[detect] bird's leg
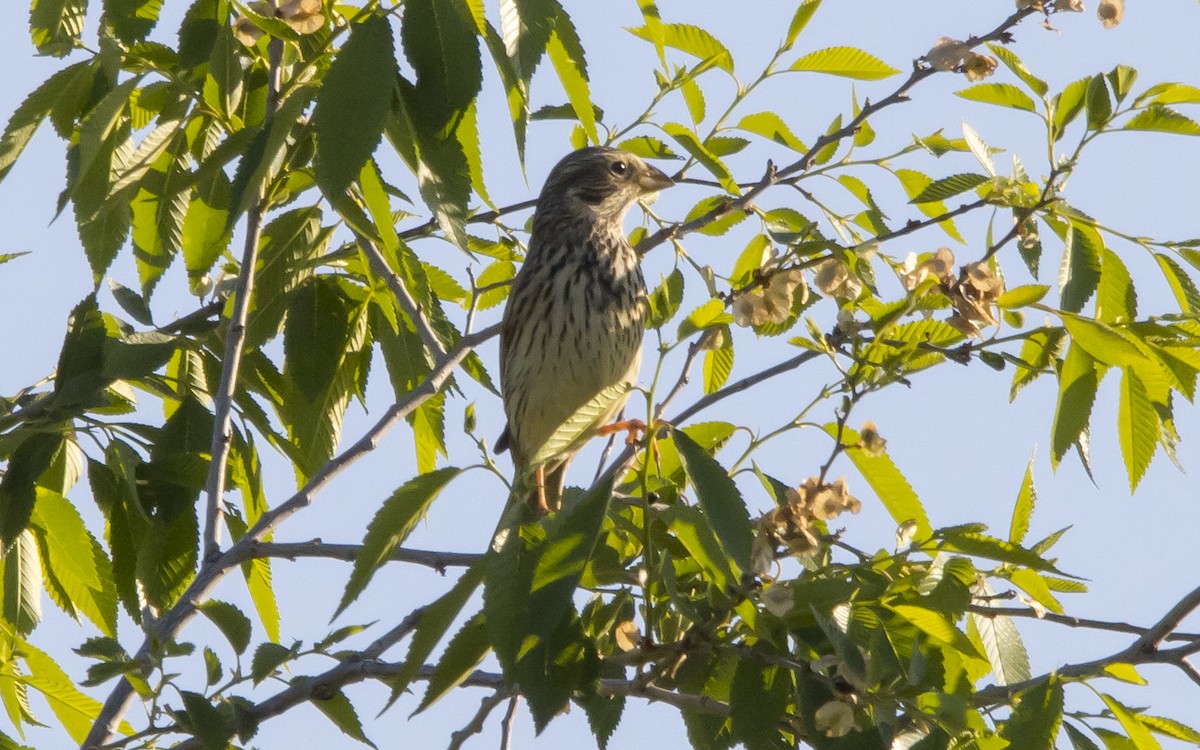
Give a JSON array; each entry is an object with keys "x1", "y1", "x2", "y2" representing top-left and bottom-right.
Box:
[
  {"x1": 598, "y1": 419, "x2": 649, "y2": 446},
  {"x1": 533, "y1": 464, "x2": 550, "y2": 516}
]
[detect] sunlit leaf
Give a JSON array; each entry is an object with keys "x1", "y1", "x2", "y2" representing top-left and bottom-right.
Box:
[{"x1": 790, "y1": 46, "x2": 898, "y2": 80}]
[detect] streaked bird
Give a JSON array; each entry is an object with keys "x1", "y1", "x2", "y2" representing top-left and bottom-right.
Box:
[{"x1": 495, "y1": 146, "x2": 674, "y2": 513}]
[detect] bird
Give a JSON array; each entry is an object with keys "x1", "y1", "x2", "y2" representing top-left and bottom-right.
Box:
[{"x1": 495, "y1": 146, "x2": 674, "y2": 514}]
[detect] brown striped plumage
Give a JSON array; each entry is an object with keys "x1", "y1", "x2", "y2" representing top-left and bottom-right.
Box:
[{"x1": 495, "y1": 147, "x2": 673, "y2": 513}]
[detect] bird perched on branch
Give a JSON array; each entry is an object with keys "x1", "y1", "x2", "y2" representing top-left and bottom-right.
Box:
[{"x1": 495, "y1": 146, "x2": 674, "y2": 514}]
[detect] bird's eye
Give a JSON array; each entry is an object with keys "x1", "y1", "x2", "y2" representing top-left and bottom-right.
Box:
[{"x1": 610, "y1": 160, "x2": 628, "y2": 176}]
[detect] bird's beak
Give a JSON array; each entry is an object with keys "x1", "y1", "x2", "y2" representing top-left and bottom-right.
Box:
[{"x1": 636, "y1": 164, "x2": 674, "y2": 192}]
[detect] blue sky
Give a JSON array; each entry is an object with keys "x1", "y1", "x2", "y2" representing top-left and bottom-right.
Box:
[{"x1": 2, "y1": 1, "x2": 1200, "y2": 747}]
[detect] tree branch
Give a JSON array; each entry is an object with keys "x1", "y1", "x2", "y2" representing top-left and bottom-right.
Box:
[
  {"x1": 198, "y1": 34, "x2": 285, "y2": 566},
  {"x1": 967, "y1": 604, "x2": 1200, "y2": 644},
  {"x1": 241, "y1": 539, "x2": 481, "y2": 572}
]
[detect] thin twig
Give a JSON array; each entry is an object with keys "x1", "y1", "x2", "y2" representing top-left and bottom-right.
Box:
[
  {"x1": 967, "y1": 604, "x2": 1200, "y2": 644},
  {"x1": 198, "y1": 34, "x2": 285, "y2": 566},
  {"x1": 449, "y1": 691, "x2": 511, "y2": 750},
  {"x1": 357, "y1": 236, "x2": 447, "y2": 357},
  {"x1": 500, "y1": 695, "x2": 519, "y2": 750},
  {"x1": 243, "y1": 540, "x2": 481, "y2": 572}
]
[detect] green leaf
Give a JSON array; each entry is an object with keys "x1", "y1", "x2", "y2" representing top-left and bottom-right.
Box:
[
  {"x1": 1154, "y1": 253, "x2": 1200, "y2": 314},
  {"x1": 987, "y1": 43, "x2": 1048, "y2": 96},
  {"x1": 545, "y1": 12, "x2": 597, "y2": 144},
  {"x1": 997, "y1": 284, "x2": 1050, "y2": 310},
  {"x1": 1001, "y1": 676, "x2": 1063, "y2": 749},
  {"x1": 284, "y1": 277, "x2": 354, "y2": 402},
  {"x1": 1011, "y1": 328, "x2": 1065, "y2": 400},
  {"x1": 1118, "y1": 369, "x2": 1159, "y2": 493},
  {"x1": 402, "y1": 0, "x2": 482, "y2": 133},
  {"x1": 890, "y1": 604, "x2": 982, "y2": 658},
  {"x1": 729, "y1": 660, "x2": 789, "y2": 749},
  {"x1": 29, "y1": 0, "x2": 88, "y2": 56},
  {"x1": 1009, "y1": 453, "x2": 1037, "y2": 545},
  {"x1": 1124, "y1": 105, "x2": 1200, "y2": 136},
  {"x1": 673, "y1": 429, "x2": 752, "y2": 572},
  {"x1": 0, "y1": 62, "x2": 89, "y2": 185},
  {"x1": 199, "y1": 600, "x2": 252, "y2": 655},
  {"x1": 103, "y1": 0, "x2": 163, "y2": 43},
  {"x1": 1136, "y1": 82, "x2": 1200, "y2": 107},
  {"x1": 1086, "y1": 75, "x2": 1113, "y2": 130},
  {"x1": 337, "y1": 468, "x2": 461, "y2": 616},
  {"x1": 315, "y1": 15, "x2": 399, "y2": 201},
  {"x1": 783, "y1": 0, "x2": 822, "y2": 51},
  {"x1": 662, "y1": 122, "x2": 739, "y2": 195},
  {"x1": 956, "y1": 83, "x2": 1038, "y2": 112},
  {"x1": 530, "y1": 384, "x2": 632, "y2": 468},
  {"x1": 941, "y1": 529, "x2": 1068, "y2": 575},
  {"x1": 313, "y1": 690, "x2": 377, "y2": 748},
  {"x1": 1097, "y1": 249, "x2": 1137, "y2": 324},
  {"x1": 616, "y1": 135, "x2": 679, "y2": 160},
  {"x1": 2, "y1": 531, "x2": 42, "y2": 636},
  {"x1": 181, "y1": 170, "x2": 232, "y2": 278},
  {"x1": 703, "y1": 338, "x2": 734, "y2": 394},
  {"x1": 971, "y1": 598, "x2": 1032, "y2": 686},
  {"x1": 1065, "y1": 723, "x2": 1104, "y2": 750},
  {"x1": 647, "y1": 268, "x2": 685, "y2": 329},
  {"x1": 250, "y1": 641, "x2": 298, "y2": 684},
  {"x1": 790, "y1": 46, "x2": 898, "y2": 80},
  {"x1": 1140, "y1": 715, "x2": 1200, "y2": 743},
  {"x1": 830, "y1": 425, "x2": 932, "y2": 540},
  {"x1": 1103, "y1": 663, "x2": 1147, "y2": 685},
  {"x1": 908, "y1": 173, "x2": 989, "y2": 204},
  {"x1": 30, "y1": 488, "x2": 118, "y2": 636},
  {"x1": 179, "y1": 690, "x2": 234, "y2": 749},
  {"x1": 1059, "y1": 223, "x2": 1102, "y2": 314},
  {"x1": 19, "y1": 636, "x2": 134, "y2": 742},
  {"x1": 736, "y1": 111, "x2": 807, "y2": 152},
  {"x1": 628, "y1": 22, "x2": 733, "y2": 73},
  {"x1": 1052, "y1": 77, "x2": 1090, "y2": 140},
  {"x1": 681, "y1": 78, "x2": 706, "y2": 125},
  {"x1": 415, "y1": 611, "x2": 489, "y2": 713},
  {"x1": 0, "y1": 433, "x2": 62, "y2": 551},
  {"x1": 1099, "y1": 694, "x2": 1163, "y2": 750}
]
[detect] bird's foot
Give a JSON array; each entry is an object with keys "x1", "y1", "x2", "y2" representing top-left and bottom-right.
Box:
[{"x1": 599, "y1": 418, "x2": 649, "y2": 446}]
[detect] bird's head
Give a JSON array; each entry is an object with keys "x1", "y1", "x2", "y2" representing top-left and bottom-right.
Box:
[{"x1": 537, "y1": 146, "x2": 674, "y2": 225}]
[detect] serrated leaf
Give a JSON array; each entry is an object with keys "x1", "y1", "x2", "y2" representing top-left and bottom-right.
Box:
[
  {"x1": 616, "y1": 135, "x2": 679, "y2": 160},
  {"x1": 1154, "y1": 253, "x2": 1200, "y2": 314},
  {"x1": 30, "y1": 488, "x2": 118, "y2": 636},
  {"x1": 181, "y1": 170, "x2": 232, "y2": 278},
  {"x1": 890, "y1": 604, "x2": 981, "y2": 658},
  {"x1": 415, "y1": 611, "x2": 489, "y2": 713},
  {"x1": 662, "y1": 123, "x2": 739, "y2": 195},
  {"x1": 1118, "y1": 368, "x2": 1159, "y2": 493},
  {"x1": 627, "y1": 22, "x2": 733, "y2": 73},
  {"x1": 1001, "y1": 676, "x2": 1062, "y2": 748},
  {"x1": 0, "y1": 62, "x2": 90, "y2": 185},
  {"x1": 703, "y1": 340, "x2": 733, "y2": 394},
  {"x1": 1086, "y1": 75, "x2": 1113, "y2": 130},
  {"x1": 997, "y1": 284, "x2": 1050, "y2": 310},
  {"x1": 0, "y1": 433, "x2": 61, "y2": 552},
  {"x1": 337, "y1": 467, "x2": 462, "y2": 616},
  {"x1": 1100, "y1": 694, "x2": 1162, "y2": 750},
  {"x1": 736, "y1": 111, "x2": 807, "y2": 152},
  {"x1": 313, "y1": 690, "x2": 376, "y2": 748},
  {"x1": 199, "y1": 600, "x2": 252, "y2": 655},
  {"x1": 956, "y1": 82, "x2": 1038, "y2": 112},
  {"x1": 1140, "y1": 715, "x2": 1200, "y2": 743},
  {"x1": 1104, "y1": 663, "x2": 1147, "y2": 685},
  {"x1": 943, "y1": 529, "x2": 1068, "y2": 575},
  {"x1": 729, "y1": 660, "x2": 789, "y2": 749},
  {"x1": 987, "y1": 44, "x2": 1048, "y2": 97},
  {"x1": 1009, "y1": 453, "x2": 1036, "y2": 545},
  {"x1": 1009, "y1": 568, "x2": 1063, "y2": 614},
  {"x1": 30, "y1": 0, "x2": 88, "y2": 56},
  {"x1": 545, "y1": 12, "x2": 597, "y2": 144},
  {"x1": 830, "y1": 425, "x2": 931, "y2": 540},
  {"x1": 909, "y1": 173, "x2": 989, "y2": 204},
  {"x1": 19, "y1": 637, "x2": 134, "y2": 742},
  {"x1": 971, "y1": 591, "x2": 1032, "y2": 686},
  {"x1": 647, "y1": 268, "x2": 685, "y2": 329},
  {"x1": 673, "y1": 429, "x2": 752, "y2": 572},
  {"x1": 790, "y1": 45, "x2": 897, "y2": 80},
  {"x1": 250, "y1": 641, "x2": 297, "y2": 684},
  {"x1": 530, "y1": 384, "x2": 631, "y2": 468},
  {"x1": 1124, "y1": 105, "x2": 1200, "y2": 136},
  {"x1": 315, "y1": 15, "x2": 399, "y2": 201},
  {"x1": 1059, "y1": 223, "x2": 1103, "y2": 315},
  {"x1": 1097, "y1": 249, "x2": 1137, "y2": 324},
  {"x1": 2, "y1": 531, "x2": 42, "y2": 636},
  {"x1": 783, "y1": 0, "x2": 821, "y2": 51}
]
